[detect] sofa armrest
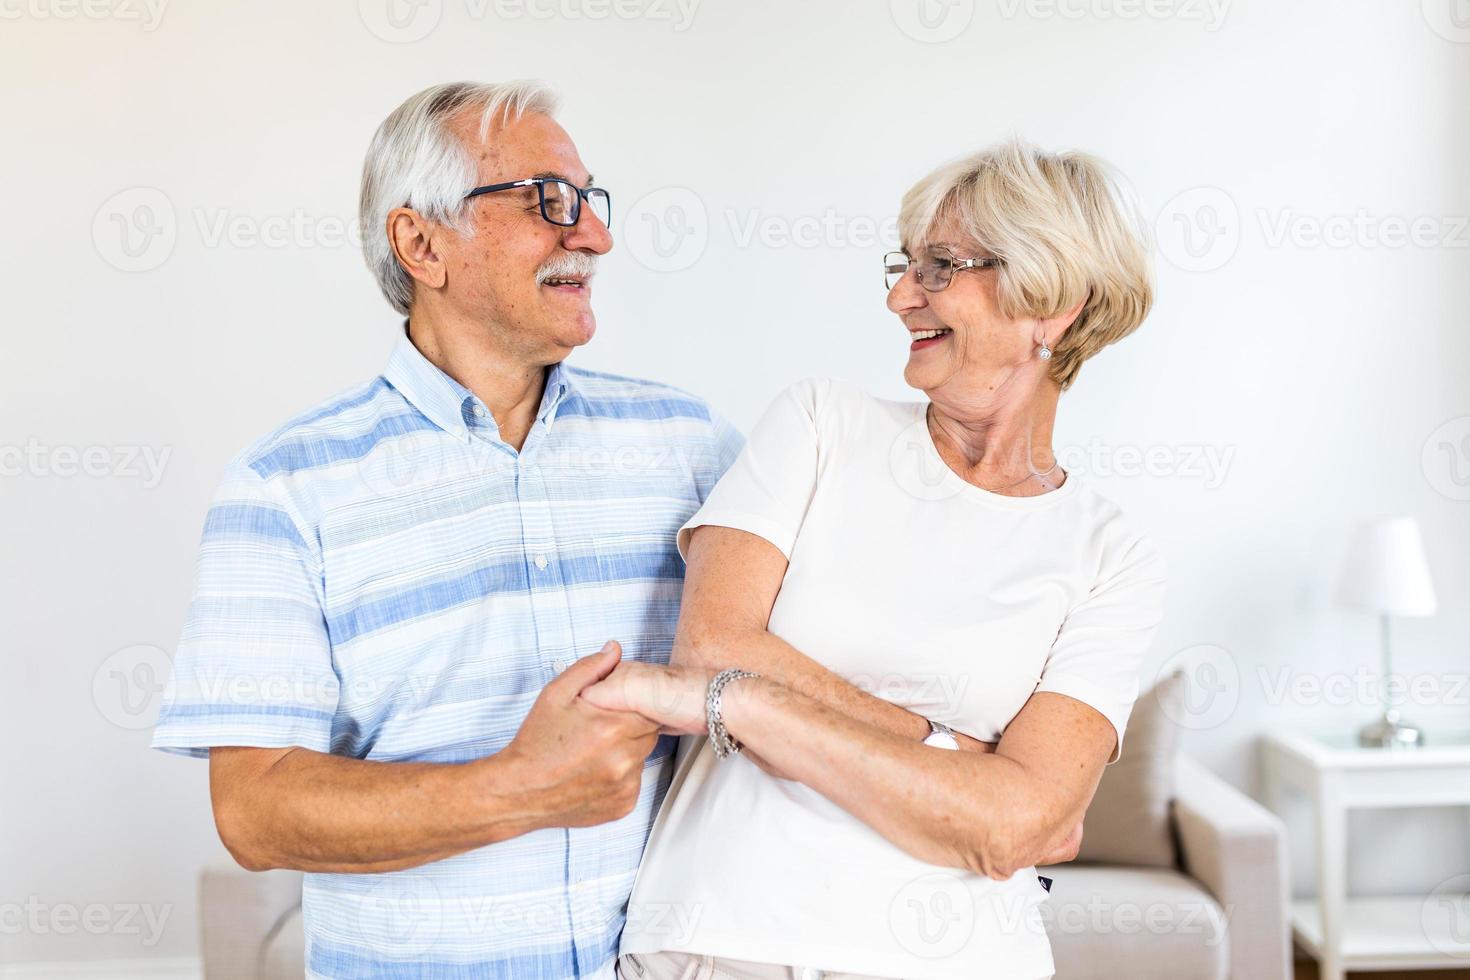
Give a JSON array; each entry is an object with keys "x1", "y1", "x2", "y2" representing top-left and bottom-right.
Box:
[
  {"x1": 1172, "y1": 755, "x2": 1291, "y2": 980},
  {"x1": 199, "y1": 865, "x2": 304, "y2": 979}
]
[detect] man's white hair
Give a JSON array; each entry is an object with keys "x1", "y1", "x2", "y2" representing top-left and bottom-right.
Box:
[{"x1": 359, "y1": 80, "x2": 561, "y2": 315}]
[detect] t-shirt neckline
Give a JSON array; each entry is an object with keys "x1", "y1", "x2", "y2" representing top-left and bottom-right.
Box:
[{"x1": 909, "y1": 401, "x2": 1082, "y2": 510}]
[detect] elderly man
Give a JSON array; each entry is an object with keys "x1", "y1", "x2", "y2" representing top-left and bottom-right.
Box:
[{"x1": 152, "y1": 81, "x2": 741, "y2": 978}]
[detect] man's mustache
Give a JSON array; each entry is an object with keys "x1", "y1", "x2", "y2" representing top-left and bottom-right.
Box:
[{"x1": 537, "y1": 251, "x2": 599, "y2": 283}]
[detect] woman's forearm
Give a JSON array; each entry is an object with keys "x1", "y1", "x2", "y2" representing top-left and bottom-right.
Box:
[
  {"x1": 717, "y1": 677, "x2": 1080, "y2": 879},
  {"x1": 677, "y1": 624, "x2": 994, "y2": 752}
]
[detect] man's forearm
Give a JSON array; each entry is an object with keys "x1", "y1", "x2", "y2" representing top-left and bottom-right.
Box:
[{"x1": 210, "y1": 747, "x2": 539, "y2": 874}]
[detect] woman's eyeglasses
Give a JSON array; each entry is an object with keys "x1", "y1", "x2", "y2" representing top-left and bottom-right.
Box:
[
  {"x1": 884, "y1": 246, "x2": 1000, "y2": 291},
  {"x1": 464, "y1": 177, "x2": 611, "y2": 228}
]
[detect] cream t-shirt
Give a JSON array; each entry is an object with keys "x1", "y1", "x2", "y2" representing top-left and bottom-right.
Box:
[{"x1": 620, "y1": 378, "x2": 1168, "y2": 979}]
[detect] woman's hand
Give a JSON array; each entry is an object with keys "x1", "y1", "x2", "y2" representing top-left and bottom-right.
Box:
[{"x1": 579, "y1": 648, "x2": 714, "y2": 736}]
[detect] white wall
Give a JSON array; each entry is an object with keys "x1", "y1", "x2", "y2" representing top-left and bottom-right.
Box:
[{"x1": 4, "y1": 0, "x2": 1470, "y2": 966}]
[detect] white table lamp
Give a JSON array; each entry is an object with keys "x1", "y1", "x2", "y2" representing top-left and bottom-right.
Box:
[{"x1": 1337, "y1": 515, "x2": 1438, "y2": 747}]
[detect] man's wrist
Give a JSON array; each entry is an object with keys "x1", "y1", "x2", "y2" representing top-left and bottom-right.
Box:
[{"x1": 470, "y1": 750, "x2": 543, "y2": 843}]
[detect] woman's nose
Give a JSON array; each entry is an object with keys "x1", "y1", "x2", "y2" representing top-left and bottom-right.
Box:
[{"x1": 886, "y1": 267, "x2": 927, "y2": 315}]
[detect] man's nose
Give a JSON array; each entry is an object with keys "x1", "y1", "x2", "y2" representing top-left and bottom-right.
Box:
[{"x1": 564, "y1": 206, "x2": 613, "y2": 255}]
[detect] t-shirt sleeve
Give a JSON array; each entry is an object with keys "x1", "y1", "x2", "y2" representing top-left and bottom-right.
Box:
[
  {"x1": 1032, "y1": 531, "x2": 1168, "y2": 765},
  {"x1": 695, "y1": 409, "x2": 747, "y2": 504},
  {"x1": 677, "y1": 379, "x2": 824, "y2": 562},
  {"x1": 151, "y1": 459, "x2": 339, "y2": 758}
]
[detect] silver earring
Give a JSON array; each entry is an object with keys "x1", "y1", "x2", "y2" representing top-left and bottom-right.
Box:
[{"x1": 1038, "y1": 341, "x2": 1052, "y2": 360}]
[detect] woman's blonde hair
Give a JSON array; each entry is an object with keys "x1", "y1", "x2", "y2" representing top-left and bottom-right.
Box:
[{"x1": 898, "y1": 138, "x2": 1153, "y2": 389}]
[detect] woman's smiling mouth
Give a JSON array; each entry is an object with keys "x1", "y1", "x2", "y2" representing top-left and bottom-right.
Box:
[{"x1": 909, "y1": 327, "x2": 952, "y2": 351}]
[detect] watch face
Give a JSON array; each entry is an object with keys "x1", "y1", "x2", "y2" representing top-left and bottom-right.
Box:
[{"x1": 923, "y1": 729, "x2": 959, "y2": 750}]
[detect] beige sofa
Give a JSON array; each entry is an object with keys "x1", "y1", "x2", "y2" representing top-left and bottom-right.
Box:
[
  {"x1": 197, "y1": 755, "x2": 1289, "y2": 979},
  {"x1": 1039, "y1": 755, "x2": 1291, "y2": 980}
]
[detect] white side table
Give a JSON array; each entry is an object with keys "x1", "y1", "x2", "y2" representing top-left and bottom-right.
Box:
[{"x1": 1260, "y1": 730, "x2": 1470, "y2": 980}]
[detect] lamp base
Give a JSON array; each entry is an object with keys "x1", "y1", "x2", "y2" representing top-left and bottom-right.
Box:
[{"x1": 1358, "y1": 714, "x2": 1424, "y2": 749}]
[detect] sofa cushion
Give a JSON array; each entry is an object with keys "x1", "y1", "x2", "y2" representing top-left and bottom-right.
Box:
[
  {"x1": 1036, "y1": 863, "x2": 1229, "y2": 980},
  {"x1": 1075, "y1": 669, "x2": 1185, "y2": 868}
]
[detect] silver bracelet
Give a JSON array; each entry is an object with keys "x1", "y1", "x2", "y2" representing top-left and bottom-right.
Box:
[{"x1": 706, "y1": 669, "x2": 760, "y2": 760}]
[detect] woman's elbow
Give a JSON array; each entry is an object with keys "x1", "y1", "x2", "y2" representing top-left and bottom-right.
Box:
[{"x1": 956, "y1": 804, "x2": 1054, "y2": 880}]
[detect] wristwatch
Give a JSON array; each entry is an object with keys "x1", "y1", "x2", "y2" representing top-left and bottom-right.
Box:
[{"x1": 922, "y1": 718, "x2": 959, "y2": 750}]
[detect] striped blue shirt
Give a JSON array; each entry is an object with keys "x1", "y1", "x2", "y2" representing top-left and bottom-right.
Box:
[{"x1": 152, "y1": 333, "x2": 743, "y2": 978}]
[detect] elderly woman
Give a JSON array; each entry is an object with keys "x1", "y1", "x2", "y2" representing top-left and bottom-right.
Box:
[{"x1": 584, "y1": 139, "x2": 1167, "y2": 980}]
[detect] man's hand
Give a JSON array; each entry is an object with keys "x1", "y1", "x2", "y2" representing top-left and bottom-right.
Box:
[
  {"x1": 497, "y1": 641, "x2": 665, "y2": 828},
  {"x1": 209, "y1": 640, "x2": 667, "y2": 873}
]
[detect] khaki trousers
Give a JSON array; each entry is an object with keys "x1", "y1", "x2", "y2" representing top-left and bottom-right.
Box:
[
  {"x1": 618, "y1": 950, "x2": 1056, "y2": 980},
  {"x1": 617, "y1": 951, "x2": 893, "y2": 980}
]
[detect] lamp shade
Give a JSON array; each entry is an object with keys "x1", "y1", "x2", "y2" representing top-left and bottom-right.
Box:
[{"x1": 1337, "y1": 516, "x2": 1438, "y2": 616}]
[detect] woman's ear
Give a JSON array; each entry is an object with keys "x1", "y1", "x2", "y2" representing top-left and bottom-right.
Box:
[
  {"x1": 387, "y1": 207, "x2": 447, "y2": 291},
  {"x1": 1038, "y1": 296, "x2": 1088, "y2": 347}
]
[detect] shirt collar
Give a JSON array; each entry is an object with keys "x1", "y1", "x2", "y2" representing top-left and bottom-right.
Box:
[
  {"x1": 540, "y1": 360, "x2": 572, "y2": 429},
  {"x1": 383, "y1": 328, "x2": 575, "y2": 442}
]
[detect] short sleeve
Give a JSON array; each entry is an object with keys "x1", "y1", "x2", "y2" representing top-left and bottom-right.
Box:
[
  {"x1": 677, "y1": 379, "x2": 823, "y2": 562},
  {"x1": 694, "y1": 410, "x2": 747, "y2": 504},
  {"x1": 151, "y1": 460, "x2": 339, "y2": 758},
  {"x1": 1033, "y1": 532, "x2": 1168, "y2": 765}
]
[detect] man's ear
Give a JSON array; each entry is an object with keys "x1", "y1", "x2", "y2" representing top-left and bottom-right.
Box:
[{"x1": 387, "y1": 207, "x2": 448, "y2": 292}]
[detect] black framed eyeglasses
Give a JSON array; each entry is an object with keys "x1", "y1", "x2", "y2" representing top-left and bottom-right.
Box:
[
  {"x1": 884, "y1": 245, "x2": 1001, "y2": 291},
  {"x1": 464, "y1": 177, "x2": 611, "y2": 228}
]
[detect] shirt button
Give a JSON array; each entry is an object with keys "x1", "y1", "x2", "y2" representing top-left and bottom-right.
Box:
[
  {"x1": 552, "y1": 659, "x2": 568, "y2": 672},
  {"x1": 534, "y1": 554, "x2": 548, "y2": 570},
  {"x1": 473, "y1": 406, "x2": 486, "y2": 418}
]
